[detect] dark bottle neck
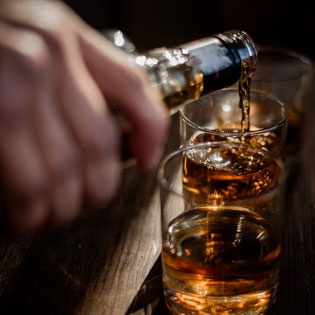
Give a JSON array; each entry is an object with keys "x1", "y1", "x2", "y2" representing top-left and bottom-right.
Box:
[{"x1": 180, "y1": 30, "x2": 257, "y2": 94}]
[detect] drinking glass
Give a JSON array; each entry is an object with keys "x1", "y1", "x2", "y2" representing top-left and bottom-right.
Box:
[
  {"x1": 179, "y1": 88, "x2": 288, "y2": 157},
  {"x1": 251, "y1": 46, "x2": 313, "y2": 158},
  {"x1": 159, "y1": 142, "x2": 285, "y2": 314}
]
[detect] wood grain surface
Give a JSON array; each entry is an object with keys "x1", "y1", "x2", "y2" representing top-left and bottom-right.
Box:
[
  {"x1": 0, "y1": 101, "x2": 315, "y2": 315},
  {"x1": 0, "y1": 160, "x2": 166, "y2": 315}
]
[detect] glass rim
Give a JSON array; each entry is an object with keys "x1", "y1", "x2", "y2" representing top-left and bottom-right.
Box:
[
  {"x1": 179, "y1": 88, "x2": 288, "y2": 137},
  {"x1": 253, "y1": 45, "x2": 313, "y2": 83},
  {"x1": 158, "y1": 141, "x2": 285, "y2": 197}
]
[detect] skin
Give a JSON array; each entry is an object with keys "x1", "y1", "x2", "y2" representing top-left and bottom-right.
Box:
[{"x1": 0, "y1": 0, "x2": 169, "y2": 235}]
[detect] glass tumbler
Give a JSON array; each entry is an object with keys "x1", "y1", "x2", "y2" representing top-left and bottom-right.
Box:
[
  {"x1": 179, "y1": 88, "x2": 288, "y2": 157},
  {"x1": 251, "y1": 46, "x2": 313, "y2": 157},
  {"x1": 159, "y1": 142, "x2": 285, "y2": 314}
]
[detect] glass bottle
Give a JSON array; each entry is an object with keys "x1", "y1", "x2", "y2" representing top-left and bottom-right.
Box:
[{"x1": 104, "y1": 30, "x2": 258, "y2": 114}]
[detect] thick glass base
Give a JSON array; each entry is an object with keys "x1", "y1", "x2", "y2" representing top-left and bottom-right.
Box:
[{"x1": 164, "y1": 283, "x2": 278, "y2": 315}]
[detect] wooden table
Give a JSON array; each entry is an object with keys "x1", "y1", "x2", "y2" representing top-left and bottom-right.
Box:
[{"x1": 0, "y1": 106, "x2": 315, "y2": 314}]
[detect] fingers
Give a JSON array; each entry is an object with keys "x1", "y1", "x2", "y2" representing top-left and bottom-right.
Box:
[
  {"x1": 0, "y1": 62, "x2": 48, "y2": 234},
  {"x1": 33, "y1": 88, "x2": 83, "y2": 226},
  {"x1": 78, "y1": 26, "x2": 170, "y2": 169},
  {"x1": 0, "y1": 0, "x2": 168, "y2": 235},
  {"x1": 0, "y1": 132, "x2": 49, "y2": 235},
  {"x1": 0, "y1": 23, "x2": 51, "y2": 234},
  {"x1": 0, "y1": 17, "x2": 120, "y2": 234},
  {"x1": 1, "y1": 0, "x2": 169, "y2": 170},
  {"x1": 1, "y1": 1, "x2": 122, "y2": 204},
  {"x1": 55, "y1": 38, "x2": 121, "y2": 206}
]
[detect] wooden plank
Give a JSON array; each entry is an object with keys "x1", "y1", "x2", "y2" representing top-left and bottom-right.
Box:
[
  {"x1": 79, "y1": 181, "x2": 161, "y2": 315},
  {"x1": 0, "y1": 239, "x2": 31, "y2": 296}
]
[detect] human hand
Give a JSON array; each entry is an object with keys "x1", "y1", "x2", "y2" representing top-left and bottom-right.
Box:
[{"x1": 0, "y1": 0, "x2": 169, "y2": 234}]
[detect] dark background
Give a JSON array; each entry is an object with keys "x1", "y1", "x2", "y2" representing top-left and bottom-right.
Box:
[{"x1": 65, "y1": 0, "x2": 315, "y2": 58}]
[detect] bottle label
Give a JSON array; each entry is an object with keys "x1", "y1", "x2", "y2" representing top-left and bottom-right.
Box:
[{"x1": 181, "y1": 37, "x2": 233, "y2": 74}]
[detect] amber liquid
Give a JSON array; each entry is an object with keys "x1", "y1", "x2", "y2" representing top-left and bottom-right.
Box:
[
  {"x1": 190, "y1": 130, "x2": 282, "y2": 158},
  {"x1": 163, "y1": 59, "x2": 281, "y2": 314},
  {"x1": 239, "y1": 61, "x2": 257, "y2": 133},
  {"x1": 182, "y1": 145, "x2": 279, "y2": 203},
  {"x1": 163, "y1": 206, "x2": 280, "y2": 315},
  {"x1": 163, "y1": 69, "x2": 204, "y2": 113},
  {"x1": 171, "y1": 141, "x2": 282, "y2": 314}
]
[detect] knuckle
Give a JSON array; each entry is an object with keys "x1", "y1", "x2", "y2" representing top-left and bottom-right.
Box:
[
  {"x1": 3, "y1": 30, "x2": 51, "y2": 74},
  {"x1": 49, "y1": 0, "x2": 74, "y2": 18},
  {"x1": 0, "y1": 38, "x2": 50, "y2": 129},
  {"x1": 49, "y1": 0, "x2": 69, "y2": 13},
  {"x1": 28, "y1": 4, "x2": 70, "y2": 55},
  {"x1": 15, "y1": 34, "x2": 50, "y2": 75},
  {"x1": 38, "y1": 1, "x2": 67, "y2": 34}
]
